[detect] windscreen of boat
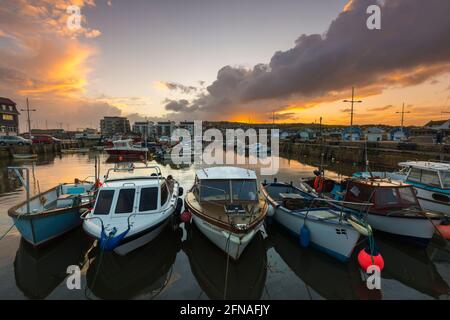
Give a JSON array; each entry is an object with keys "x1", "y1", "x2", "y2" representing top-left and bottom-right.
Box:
[
  {"x1": 375, "y1": 187, "x2": 418, "y2": 208},
  {"x1": 441, "y1": 172, "x2": 450, "y2": 189},
  {"x1": 200, "y1": 180, "x2": 231, "y2": 201},
  {"x1": 232, "y1": 179, "x2": 258, "y2": 201},
  {"x1": 94, "y1": 190, "x2": 115, "y2": 215},
  {"x1": 139, "y1": 187, "x2": 158, "y2": 212},
  {"x1": 115, "y1": 189, "x2": 135, "y2": 214}
]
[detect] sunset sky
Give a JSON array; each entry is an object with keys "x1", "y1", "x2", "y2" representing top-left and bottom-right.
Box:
[{"x1": 1, "y1": 0, "x2": 450, "y2": 131}]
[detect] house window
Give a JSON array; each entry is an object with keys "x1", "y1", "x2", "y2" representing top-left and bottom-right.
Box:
[
  {"x1": 8, "y1": 106, "x2": 13, "y2": 111},
  {"x1": 2, "y1": 114, "x2": 13, "y2": 121}
]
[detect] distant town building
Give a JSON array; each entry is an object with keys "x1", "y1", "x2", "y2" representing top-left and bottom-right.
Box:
[
  {"x1": 343, "y1": 127, "x2": 362, "y2": 141},
  {"x1": 389, "y1": 127, "x2": 409, "y2": 141},
  {"x1": 74, "y1": 128, "x2": 101, "y2": 140},
  {"x1": 100, "y1": 116, "x2": 130, "y2": 136},
  {"x1": 133, "y1": 121, "x2": 156, "y2": 140},
  {"x1": 0, "y1": 97, "x2": 20, "y2": 135},
  {"x1": 425, "y1": 119, "x2": 450, "y2": 130},
  {"x1": 365, "y1": 127, "x2": 385, "y2": 142},
  {"x1": 179, "y1": 121, "x2": 195, "y2": 136},
  {"x1": 157, "y1": 121, "x2": 175, "y2": 137},
  {"x1": 298, "y1": 128, "x2": 316, "y2": 141}
]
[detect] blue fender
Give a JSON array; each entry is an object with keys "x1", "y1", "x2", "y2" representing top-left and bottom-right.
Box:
[{"x1": 299, "y1": 225, "x2": 310, "y2": 248}]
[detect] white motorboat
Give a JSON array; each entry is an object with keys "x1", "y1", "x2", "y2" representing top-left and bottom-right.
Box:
[
  {"x1": 184, "y1": 167, "x2": 268, "y2": 260},
  {"x1": 261, "y1": 181, "x2": 372, "y2": 262},
  {"x1": 355, "y1": 161, "x2": 450, "y2": 216},
  {"x1": 82, "y1": 164, "x2": 183, "y2": 255},
  {"x1": 105, "y1": 139, "x2": 148, "y2": 157}
]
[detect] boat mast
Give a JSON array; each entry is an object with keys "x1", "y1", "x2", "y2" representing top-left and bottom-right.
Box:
[{"x1": 20, "y1": 98, "x2": 36, "y2": 139}]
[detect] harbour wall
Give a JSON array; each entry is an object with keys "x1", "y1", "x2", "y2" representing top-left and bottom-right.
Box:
[
  {"x1": 281, "y1": 141, "x2": 450, "y2": 169},
  {"x1": 0, "y1": 140, "x2": 100, "y2": 160}
]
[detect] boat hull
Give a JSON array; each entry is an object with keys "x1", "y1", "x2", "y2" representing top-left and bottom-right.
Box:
[
  {"x1": 113, "y1": 218, "x2": 171, "y2": 256},
  {"x1": 192, "y1": 215, "x2": 263, "y2": 260},
  {"x1": 272, "y1": 207, "x2": 360, "y2": 262},
  {"x1": 413, "y1": 187, "x2": 450, "y2": 217},
  {"x1": 365, "y1": 212, "x2": 439, "y2": 246},
  {"x1": 12, "y1": 208, "x2": 83, "y2": 246}
]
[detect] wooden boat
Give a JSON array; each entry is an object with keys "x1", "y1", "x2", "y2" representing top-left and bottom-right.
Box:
[
  {"x1": 13, "y1": 154, "x2": 38, "y2": 160},
  {"x1": 184, "y1": 167, "x2": 268, "y2": 260},
  {"x1": 355, "y1": 161, "x2": 450, "y2": 216},
  {"x1": 82, "y1": 164, "x2": 183, "y2": 255},
  {"x1": 261, "y1": 181, "x2": 371, "y2": 262},
  {"x1": 302, "y1": 175, "x2": 443, "y2": 246},
  {"x1": 8, "y1": 180, "x2": 96, "y2": 246},
  {"x1": 105, "y1": 139, "x2": 148, "y2": 156}
]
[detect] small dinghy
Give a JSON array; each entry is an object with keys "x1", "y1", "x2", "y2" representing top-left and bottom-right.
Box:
[
  {"x1": 82, "y1": 164, "x2": 183, "y2": 255},
  {"x1": 184, "y1": 167, "x2": 268, "y2": 260},
  {"x1": 261, "y1": 181, "x2": 372, "y2": 262},
  {"x1": 13, "y1": 154, "x2": 38, "y2": 160},
  {"x1": 8, "y1": 179, "x2": 95, "y2": 246}
]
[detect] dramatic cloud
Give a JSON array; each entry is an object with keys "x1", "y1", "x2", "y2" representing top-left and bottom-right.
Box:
[
  {"x1": 0, "y1": 0, "x2": 122, "y2": 129},
  {"x1": 154, "y1": 81, "x2": 198, "y2": 94},
  {"x1": 165, "y1": 0, "x2": 450, "y2": 121}
]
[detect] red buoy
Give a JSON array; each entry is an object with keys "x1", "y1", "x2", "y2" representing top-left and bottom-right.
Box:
[
  {"x1": 437, "y1": 225, "x2": 450, "y2": 239},
  {"x1": 358, "y1": 247, "x2": 384, "y2": 272},
  {"x1": 180, "y1": 210, "x2": 192, "y2": 223}
]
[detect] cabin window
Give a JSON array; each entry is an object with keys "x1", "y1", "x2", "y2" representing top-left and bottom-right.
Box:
[
  {"x1": 200, "y1": 180, "x2": 231, "y2": 201},
  {"x1": 139, "y1": 187, "x2": 158, "y2": 211},
  {"x1": 115, "y1": 189, "x2": 136, "y2": 214},
  {"x1": 407, "y1": 168, "x2": 422, "y2": 183},
  {"x1": 420, "y1": 171, "x2": 441, "y2": 187},
  {"x1": 94, "y1": 190, "x2": 115, "y2": 215},
  {"x1": 231, "y1": 180, "x2": 257, "y2": 201},
  {"x1": 160, "y1": 183, "x2": 169, "y2": 206},
  {"x1": 441, "y1": 172, "x2": 450, "y2": 189},
  {"x1": 375, "y1": 188, "x2": 400, "y2": 206},
  {"x1": 398, "y1": 187, "x2": 418, "y2": 206}
]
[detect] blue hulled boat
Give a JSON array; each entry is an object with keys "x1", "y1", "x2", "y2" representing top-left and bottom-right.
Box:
[{"x1": 8, "y1": 182, "x2": 95, "y2": 246}]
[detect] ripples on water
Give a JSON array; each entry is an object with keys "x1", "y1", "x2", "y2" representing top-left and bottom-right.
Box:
[{"x1": 0, "y1": 152, "x2": 449, "y2": 300}]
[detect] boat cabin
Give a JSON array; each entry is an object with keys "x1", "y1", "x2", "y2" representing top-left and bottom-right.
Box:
[
  {"x1": 92, "y1": 180, "x2": 171, "y2": 216},
  {"x1": 112, "y1": 139, "x2": 134, "y2": 148},
  {"x1": 400, "y1": 161, "x2": 450, "y2": 190},
  {"x1": 192, "y1": 167, "x2": 258, "y2": 204},
  {"x1": 342, "y1": 179, "x2": 421, "y2": 213}
]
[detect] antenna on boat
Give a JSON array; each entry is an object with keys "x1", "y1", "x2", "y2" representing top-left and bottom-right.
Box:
[{"x1": 202, "y1": 168, "x2": 208, "y2": 177}]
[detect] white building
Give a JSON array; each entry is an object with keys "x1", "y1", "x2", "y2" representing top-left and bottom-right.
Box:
[
  {"x1": 157, "y1": 121, "x2": 175, "y2": 138},
  {"x1": 425, "y1": 119, "x2": 450, "y2": 130},
  {"x1": 133, "y1": 121, "x2": 156, "y2": 139},
  {"x1": 365, "y1": 127, "x2": 385, "y2": 142}
]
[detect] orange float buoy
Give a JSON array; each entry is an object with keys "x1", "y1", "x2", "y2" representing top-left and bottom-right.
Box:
[
  {"x1": 437, "y1": 225, "x2": 450, "y2": 240},
  {"x1": 358, "y1": 247, "x2": 384, "y2": 272}
]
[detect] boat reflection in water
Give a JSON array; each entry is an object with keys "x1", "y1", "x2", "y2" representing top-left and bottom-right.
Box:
[
  {"x1": 183, "y1": 224, "x2": 267, "y2": 300},
  {"x1": 376, "y1": 234, "x2": 450, "y2": 299},
  {"x1": 14, "y1": 228, "x2": 93, "y2": 299},
  {"x1": 86, "y1": 225, "x2": 182, "y2": 299},
  {"x1": 267, "y1": 224, "x2": 381, "y2": 300}
]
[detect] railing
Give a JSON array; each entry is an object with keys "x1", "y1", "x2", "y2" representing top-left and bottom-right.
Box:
[{"x1": 104, "y1": 164, "x2": 162, "y2": 184}]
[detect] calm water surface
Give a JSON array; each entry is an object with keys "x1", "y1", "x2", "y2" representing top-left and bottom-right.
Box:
[{"x1": 0, "y1": 152, "x2": 449, "y2": 300}]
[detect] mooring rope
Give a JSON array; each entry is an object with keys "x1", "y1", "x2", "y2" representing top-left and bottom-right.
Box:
[{"x1": 0, "y1": 224, "x2": 15, "y2": 241}]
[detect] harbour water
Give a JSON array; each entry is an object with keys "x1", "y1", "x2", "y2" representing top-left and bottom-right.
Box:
[{"x1": 0, "y1": 152, "x2": 449, "y2": 300}]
